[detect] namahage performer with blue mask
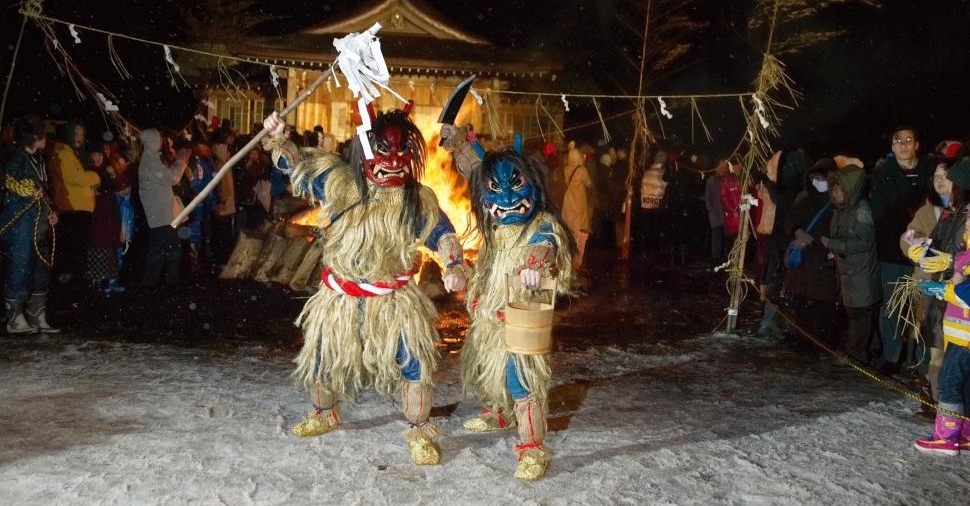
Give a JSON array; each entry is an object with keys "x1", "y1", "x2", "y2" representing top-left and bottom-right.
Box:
[{"x1": 442, "y1": 123, "x2": 573, "y2": 481}]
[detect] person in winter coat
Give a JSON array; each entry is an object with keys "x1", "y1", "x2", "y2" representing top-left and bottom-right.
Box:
[
  {"x1": 137, "y1": 128, "x2": 189, "y2": 287},
  {"x1": 85, "y1": 150, "x2": 123, "y2": 293},
  {"x1": 561, "y1": 144, "x2": 593, "y2": 270},
  {"x1": 901, "y1": 159, "x2": 967, "y2": 421},
  {"x1": 870, "y1": 126, "x2": 937, "y2": 374},
  {"x1": 911, "y1": 163, "x2": 970, "y2": 454},
  {"x1": 48, "y1": 121, "x2": 100, "y2": 285},
  {"x1": 782, "y1": 158, "x2": 838, "y2": 344},
  {"x1": 705, "y1": 160, "x2": 727, "y2": 261},
  {"x1": 181, "y1": 137, "x2": 216, "y2": 274},
  {"x1": 720, "y1": 161, "x2": 742, "y2": 253},
  {"x1": 820, "y1": 162, "x2": 881, "y2": 362},
  {"x1": 210, "y1": 129, "x2": 236, "y2": 265},
  {"x1": 1, "y1": 115, "x2": 61, "y2": 334}
]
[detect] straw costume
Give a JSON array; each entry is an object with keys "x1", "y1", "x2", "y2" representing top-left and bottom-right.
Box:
[
  {"x1": 442, "y1": 125, "x2": 572, "y2": 481},
  {"x1": 263, "y1": 103, "x2": 467, "y2": 466}
]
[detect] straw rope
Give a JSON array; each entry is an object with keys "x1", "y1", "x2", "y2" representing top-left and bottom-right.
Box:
[{"x1": 774, "y1": 304, "x2": 970, "y2": 422}]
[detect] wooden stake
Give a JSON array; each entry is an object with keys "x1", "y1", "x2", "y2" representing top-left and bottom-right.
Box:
[
  {"x1": 622, "y1": 0, "x2": 652, "y2": 261},
  {"x1": 726, "y1": 206, "x2": 751, "y2": 332}
]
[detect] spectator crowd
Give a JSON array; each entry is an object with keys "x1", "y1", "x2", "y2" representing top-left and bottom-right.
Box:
[{"x1": 3, "y1": 113, "x2": 969, "y2": 435}]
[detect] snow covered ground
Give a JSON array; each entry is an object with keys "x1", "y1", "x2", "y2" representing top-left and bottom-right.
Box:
[{"x1": 1, "y1": 328, "x2": 967, "y2": 505}]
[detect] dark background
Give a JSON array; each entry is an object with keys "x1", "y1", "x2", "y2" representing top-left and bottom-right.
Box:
[{"x1": 1, "y1": 0, "x2": 968, "y2": 160}]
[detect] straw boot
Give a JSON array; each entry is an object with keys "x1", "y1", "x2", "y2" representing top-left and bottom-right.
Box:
[
  {"x1": 402, "y1": 380, "x2": 441, "y2": 465},
  {"x1": 291, "y1": 381, "x2": 340, "y2": 437},
  {"x1": 463, "y1": 405, "x2": 516, "y2": 432},
  {"x1": 513, "y1": 395, "x2": 550, "y2": 481},
  {"x1": 5, "y1": 298, "x2": 36, "y2": 334},
  {"x1": 25, "y1": 291, "x2": 60, "y2": 334}
]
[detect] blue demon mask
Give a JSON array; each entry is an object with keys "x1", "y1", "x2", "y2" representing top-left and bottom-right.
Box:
[{"x1": 484, "y1": 158, "x2": 537, "y2": 225}]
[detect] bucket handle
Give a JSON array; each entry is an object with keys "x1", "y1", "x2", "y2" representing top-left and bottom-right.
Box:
[{"x1": 506, "y1": 273, "x2": 558, "y2": 310}]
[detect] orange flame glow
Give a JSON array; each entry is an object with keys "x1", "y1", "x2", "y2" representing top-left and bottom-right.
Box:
[{"x1": 289, "y1": 108, "x2": 483, "y2": 259}]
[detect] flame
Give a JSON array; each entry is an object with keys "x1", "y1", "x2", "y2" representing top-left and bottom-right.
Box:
[
  {"x1": 414, "y1": 119, "x2": 481, "y2": 255},
  {"x1": 290, "y1": 209, "x2": 319, "y2": 227},
  {"x1": 288, "y1": 105, "x2": 483, "y2": 263}
]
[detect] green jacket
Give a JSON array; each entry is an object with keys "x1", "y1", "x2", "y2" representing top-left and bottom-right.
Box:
[{"x1": 827, "y1": 165, "x2": 880, "y2": 308}]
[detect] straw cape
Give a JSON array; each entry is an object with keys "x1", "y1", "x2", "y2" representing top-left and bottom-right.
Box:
[
  {"x1": 461, "y1": 211, "x2": 573, "y2": 413},
  {"x1": 287, "y1": 152, "x2": 445, "y2": 399}
]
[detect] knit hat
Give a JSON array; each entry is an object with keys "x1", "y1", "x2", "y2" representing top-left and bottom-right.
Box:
[
  {"x1": 944, "y1": 142, "x2": 963, "y2": 159},
  {"x1": 947, "y1": 159, "x2": 970, "y2": 189}
]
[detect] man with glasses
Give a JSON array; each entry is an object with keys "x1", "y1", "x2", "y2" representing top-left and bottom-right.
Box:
[{"x1": 870, "y1": 126, "x2": 936, "y2": 375}]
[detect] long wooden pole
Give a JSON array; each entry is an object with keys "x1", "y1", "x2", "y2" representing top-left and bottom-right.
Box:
[
  {"x1": 0, "y1": 14, "x2": 29, "y2": 126},
  {"x1": 726, "y1": 0, "x2": 783, "y2": 332},
  {"x1": 171, "y1": 67, "x2": 335, "y2": 227},
  {"x1": 726, "y1": 189, "x2": 751, "y2": 331},
  {"x1": 622, "y1": 0, "x2": 652, "y2": 260}
]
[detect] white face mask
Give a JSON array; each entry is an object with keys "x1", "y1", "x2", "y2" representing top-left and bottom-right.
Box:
[{"x1": 812, "y1": 178, "x2": 828, "y2": 193}]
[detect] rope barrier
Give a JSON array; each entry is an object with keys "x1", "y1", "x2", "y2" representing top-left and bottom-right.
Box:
[{"x1": 774, "y1": 303, "x2": 970, "y2": 422}]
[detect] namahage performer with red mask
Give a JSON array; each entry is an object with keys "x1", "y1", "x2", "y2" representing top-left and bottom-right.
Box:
[{"x1": 261, "y1": 102, "x2": 469, "y2": 466}]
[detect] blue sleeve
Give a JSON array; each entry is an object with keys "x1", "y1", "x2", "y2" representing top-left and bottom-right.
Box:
[
  {"x1": 423, "y1": 210, "x2": 457, "y2": 252},
  {"x1": 528, "y1": 222, "x2": 558, "y2": 252},
  {"x1": 269, "y1": 170, "x2": 288, "y2": 199},
  {"x1": 289, "y1": 168, "x2": 330, "y2": 202}
]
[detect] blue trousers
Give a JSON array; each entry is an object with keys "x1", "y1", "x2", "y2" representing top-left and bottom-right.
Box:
[
  {"x1": 938, "y1": 344, "x2": 970, "y2": 414},
  {"x1": 879, "y1": 262, "x2": 911, "y2": 363},
  {"x1": 506, "y1": 357, "x2": 530, "y2": 401},
  {"x1": 396, "y1": 340, "x2": 530, "y2": 401},
  {"x1": 396, "y1": 337, "x2": 422, "y2": 381},
  {"x1": 0, "y1": 203, "x2": 51, "y2": 302}
]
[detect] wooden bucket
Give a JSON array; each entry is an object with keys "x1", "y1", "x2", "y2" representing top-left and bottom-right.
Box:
[{"x1": 504, "y1": 274, "x2": 557, "y2": 355}]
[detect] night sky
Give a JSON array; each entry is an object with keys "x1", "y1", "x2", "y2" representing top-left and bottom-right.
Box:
[{"x1": 1, "y1": 0, "x2": 967, "y2": 160}]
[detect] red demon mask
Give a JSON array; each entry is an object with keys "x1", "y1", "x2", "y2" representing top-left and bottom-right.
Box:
[{"x1": 363, "y1": 124, "x2": 413, "y2": 187}]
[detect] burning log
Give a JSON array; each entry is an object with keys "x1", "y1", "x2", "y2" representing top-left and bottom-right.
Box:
[
  {"x1": 290, "y1": 240, "x2": 324, "y2": 293},
  {"x1": 417, "y1": 253, "x2": 446, "y2": 299},
  {"x1": 252, "y1": 224, "x2": 291, "y2": 283},
  {"x1": 219, "y1": 228, "x2": 266, "y2": 279},
  {"x1": 272, "y1": 237, "x2": 314, "y2": 286}
]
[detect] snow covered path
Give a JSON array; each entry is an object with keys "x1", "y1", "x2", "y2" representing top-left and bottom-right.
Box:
[{"x1": 1, "y1": 329, "x2": 967, "y2": 505}]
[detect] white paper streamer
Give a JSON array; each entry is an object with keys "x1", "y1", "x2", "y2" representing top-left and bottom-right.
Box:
[
  {"x1": 96, "y1": 92, "x2": 119, "y2": 112},
  {"x1": 739, "y1": 193, "x2": 759, "y2": 211},
  {"x1": 68, "y1": 24, "x2": 81, "y2": 44},
  {"x1": 194, "y1": 114, "x2": 207, "y2": 123},
  {"x1": 202, "y1": 99, "x2": 215, "y2": 109},
  {"x1": 164, "y1": 45, "x2": 180, "y2": 72},
  {"x1": 752, "y1": 93, "x2": 769, "y2": 129},
  {"x1": 332, "y1": 22, "x2": 405, "y2": 159},
  {"x1": 332, "y1": 22, "x2": 405, "y2": 103},
  {"x1": 658, "y1": 96, "x2": 673, "y2": 119},
  {"x1": 469, "y1": 87, "x2": 483, "y2": 105},
  {"x1": 356, "y1": 98, "x2": 374, "y2": 160},
  {"x1": 269, "y1": 65, "x2": 280, "y2": 90},
  {"x1": 560, "y1": 94, "x2": 570, "y2": 112}
]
